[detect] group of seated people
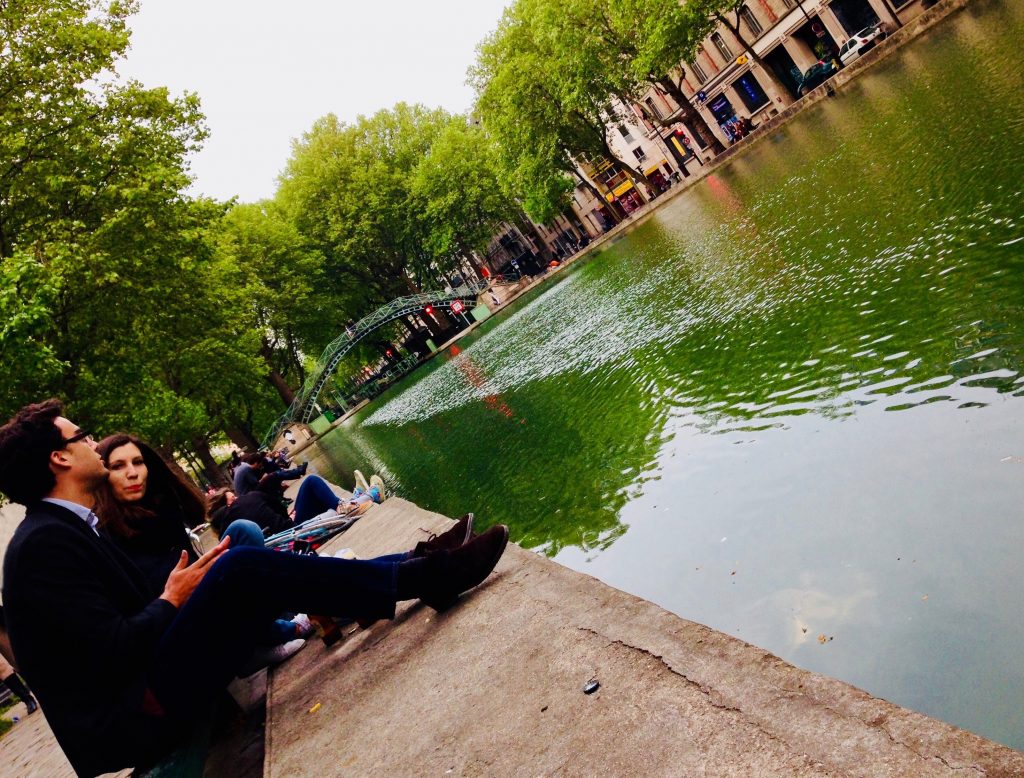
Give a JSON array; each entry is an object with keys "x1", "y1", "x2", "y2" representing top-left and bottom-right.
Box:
[
  {"x1": 0, "y1": 400, "x2": 508, "y2": 776},
  {"x1": 213, "y1": 449, "x2": 385, "y2": 538}
]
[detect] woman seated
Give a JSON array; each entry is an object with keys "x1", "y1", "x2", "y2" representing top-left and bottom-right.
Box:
[{"x1": 96, "y1": 435, "x2": 310, "y2": 663}]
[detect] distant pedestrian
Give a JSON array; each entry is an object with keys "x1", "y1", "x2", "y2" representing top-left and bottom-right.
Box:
[{"x1": 0, "y1": 646, "x2": 38, "y2": 715}]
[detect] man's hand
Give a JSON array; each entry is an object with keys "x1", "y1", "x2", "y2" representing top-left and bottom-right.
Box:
[{"x1": 160, "y1": 536, "x2": 231, "y2": 608}]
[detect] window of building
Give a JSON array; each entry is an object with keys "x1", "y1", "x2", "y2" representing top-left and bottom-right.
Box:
[
  {"x1": 688, "y1": 61, "x2": 707, "y2": 84},
  {"x1": 781, "y1": 0, "x2": 796, "y2": 9},
  {"x1": 632, "y1": 147, "x2": 647, "y2": 163},
  {"x1": 711, "y1": 32, "x2": 732, "y2": 61},
  {"x1": 644, "y1": 97, "x2": 664, "y2": 120},
  {"x1": 733, "y1": 72, "x2": 769, "y2": 112},
  {"x1": 617, "y1": 124, "x2": 634, "y2": 143},
  {"x1": 739, "y1": 6, "x2": 763, "y2": 37}
]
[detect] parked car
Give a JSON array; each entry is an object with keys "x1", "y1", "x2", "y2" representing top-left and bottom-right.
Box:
[
  {"x1": 839, "y1": 24, "x2": 887, "y2": 66},
  {"x1": 797, "y1": 60, "x2": 838, "y2": 95}
]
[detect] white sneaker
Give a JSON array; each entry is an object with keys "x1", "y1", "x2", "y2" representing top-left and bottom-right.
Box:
[
  {"x1": 264, "y1": 638, "x2": 306, "y2": 666},
  {"x1": 237, "y1": 638, "x2": 306, "y2": 676},
  {"x1": 353, "y1": 469, "x2": 370, "y2": 493},
  {"x1": 292, "y1": 614, "x2": 314, "y2": 638}
]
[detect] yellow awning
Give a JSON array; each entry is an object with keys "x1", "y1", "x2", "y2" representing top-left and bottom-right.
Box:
[
  {"x1": 612, "y1": 180, "x2": 635, "y2": 197},
  {"x1": 644, "y1": 161, "x2": 667, "y2": 176}
]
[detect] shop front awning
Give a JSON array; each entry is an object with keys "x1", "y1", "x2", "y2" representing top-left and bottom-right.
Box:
[
  {"x1": 612, "y1": 180, "x2": 635, "y2": 197},
  {"x1": 644, "y1": 161, "x2": 668, "y2": 176}
]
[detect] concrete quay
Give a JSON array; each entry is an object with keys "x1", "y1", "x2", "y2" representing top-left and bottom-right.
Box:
[{"x1": 265, "y1": 496, "x2": 1024, "y2": 777}]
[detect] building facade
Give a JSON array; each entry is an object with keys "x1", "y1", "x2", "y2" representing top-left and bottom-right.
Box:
[{"x1": 608, "y1": 0, "x2": 929, "y2": 162}]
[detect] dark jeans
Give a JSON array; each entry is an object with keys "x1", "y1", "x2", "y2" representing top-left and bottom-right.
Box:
[
  {"x1": 293, "y1": 475, "x2": 341, "y2": 523},
  {"x1": 222, "y1": 520, "x2": 296, "y2": 645},
  {"x1": 147, "y1": 546, "x2": 403, "y2": 719}
]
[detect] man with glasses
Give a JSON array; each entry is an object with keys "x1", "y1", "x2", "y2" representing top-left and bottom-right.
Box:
[{"x1": 0, "y1": 399, "x2": 509, "y2": 776}]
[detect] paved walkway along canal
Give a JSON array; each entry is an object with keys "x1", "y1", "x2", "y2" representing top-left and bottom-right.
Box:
[{"x1": 266, "y1": 495, "x2": 1024, "y2": 776}]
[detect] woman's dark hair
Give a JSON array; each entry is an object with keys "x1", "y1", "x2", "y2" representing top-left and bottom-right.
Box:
[
  {"x1": 206, "y1": 487, "x2": 233, "y2": 515},
  {"x1": 94, "y1": 434, "x2": 207, "y2": 538},
  {"x1": 0, "y1": 400, "x2": 65, "y2": 505}
]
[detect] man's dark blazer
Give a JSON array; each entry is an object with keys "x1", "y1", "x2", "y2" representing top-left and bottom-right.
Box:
[{"x1": 2, "y1": 500, "x2": 179, "y2": 776}]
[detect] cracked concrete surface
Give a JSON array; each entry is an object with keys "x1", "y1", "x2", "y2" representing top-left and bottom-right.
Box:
[{"x1": 265, "y1": 498, "x2": 1023, "y2": 776}]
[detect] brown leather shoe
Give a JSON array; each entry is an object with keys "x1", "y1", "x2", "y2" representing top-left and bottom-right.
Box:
[
  {"x1": 419, "y1": 524, "x2": 508, "y2": 612},
  {"x1": 411, "y1": 513, "x2": 475, "y2": 558}
]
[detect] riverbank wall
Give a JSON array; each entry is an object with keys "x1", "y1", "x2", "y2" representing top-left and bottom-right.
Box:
[{"x1": 265, "y1": 493, "x2": 1024, "y2": 775}]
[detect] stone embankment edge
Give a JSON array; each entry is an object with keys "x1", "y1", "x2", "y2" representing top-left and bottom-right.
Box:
[{"x1": 263, "y1": 496, "x2": 1024, "y2": 776}]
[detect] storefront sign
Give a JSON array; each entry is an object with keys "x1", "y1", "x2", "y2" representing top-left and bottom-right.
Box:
[
  {"x1": 612, "y1": 180, "x2": 635, "y2": 197},
  {"x1": 736, "y1": 55, "x2": 748, "y2": 65}
]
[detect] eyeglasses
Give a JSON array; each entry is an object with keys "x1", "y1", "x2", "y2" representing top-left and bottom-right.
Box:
[{"x1": 59, "y1": 430, "x2": 94, "y2": 447}]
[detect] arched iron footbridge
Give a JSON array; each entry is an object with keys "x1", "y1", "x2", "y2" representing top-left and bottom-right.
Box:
[{"x1": 264, "y1": 279, "x2": 491, "y2": 445}]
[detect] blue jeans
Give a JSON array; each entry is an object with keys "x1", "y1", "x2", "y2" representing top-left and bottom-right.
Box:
[
  {"x1": 222, "y1": 520, "x2": 297, "y2": 645},
  {"x1": 293, "y1": 475, "x2": 341, "y2": 523},
  {"x1": 222, "y1": 519, "x2": 265, "y2": 548},
  {"x1": 148, "y1": 546, "x2": 405, "y2": 718}
]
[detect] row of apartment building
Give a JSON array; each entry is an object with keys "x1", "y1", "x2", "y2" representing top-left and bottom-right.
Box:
[{"x1": 485, "y1": 0, "x2": 930, "y2": 269}]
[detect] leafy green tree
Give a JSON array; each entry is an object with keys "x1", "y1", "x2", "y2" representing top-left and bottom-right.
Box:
[
  {"x1": 0, "y1": 250, "x2": 63, "y2": 413},
  {"x1": 214, "y1": 202, "x2": 337, "y2": 408},
  {"x1": 0, "y1": 0, "x2": 277, "y2": 476},
  {"x1": 409, "y1": 121, "x2": 514, "y2": 276},
  {"x1": 586, "y1": 0, "x2": 726, "y2": 153},
  {"x1": 276, "y1": 104, "x2": 513, "y2": 342},
  {"x1": 471, "y1": 0, "x2": 656, "y2": 224}
]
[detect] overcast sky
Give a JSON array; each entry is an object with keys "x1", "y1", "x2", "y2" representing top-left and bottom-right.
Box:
[{"x1": 119, "y1": 1, "x2": 511, "y2": 203}]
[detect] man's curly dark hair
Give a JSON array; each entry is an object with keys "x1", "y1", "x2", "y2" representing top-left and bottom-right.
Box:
[{"x1": 0, "y1": 400, "x2": 65, "y2": 505}]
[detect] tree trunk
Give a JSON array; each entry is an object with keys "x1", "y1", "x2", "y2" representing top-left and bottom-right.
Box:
[
  {"x1": 513, "y1": 215, "x2": 553, "y2": 261},
  {"x1": 260, "y1": 338, "x2": 297, "y2": 407},
  {"x1": 654, "y1": 76, "x2": 726, "y2": 154},
  {"x1": 157, "y1": 444, "x2": 200, "y2": 490},
  {"x1": 415, "y1": 312, "x2": 445, "y2": 339},
  {"x1": 192, "y1": 437, "x2": 229, "y2": 488},
  {"x1": 226, "y1": 424, "x2": 259, "y2": 452},
  {"x1": 266, "y1": 368, "x2": 296, "y2": 407},
  {"x1": 398, "y1": 314, "x2": 422, "y2": 337},
  {"x1": 574, "y1": 171, "x2": 625, "y2": 223},
  {"x1": 717, "y1": 12, "x2": 791, "y2": 102},
  {"x1": 463, "y1": 250, "x2": 485, "y2": 277}
]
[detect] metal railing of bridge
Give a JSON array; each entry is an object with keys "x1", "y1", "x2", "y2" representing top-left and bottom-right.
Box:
[{"x1": 263, "y1": 279, "x2": 493, "y2": 446}]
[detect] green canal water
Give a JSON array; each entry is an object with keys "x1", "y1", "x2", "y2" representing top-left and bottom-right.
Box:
[{"x1": 310, "y1": 0, "x2": 1024, "y2": 749}]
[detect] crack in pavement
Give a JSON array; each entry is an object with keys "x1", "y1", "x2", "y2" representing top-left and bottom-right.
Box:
[
  {"x1": 875, "y1": 722, "x2": 986, "y2": 776},
  {"x1": 577, "y1": 626, "x2": 990, "y2": 776},
  {"x1": 576, "y1": 626, "x2": 824, "y2": 772}
]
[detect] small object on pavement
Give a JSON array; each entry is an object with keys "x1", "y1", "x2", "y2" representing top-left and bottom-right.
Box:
[
  {"x1": 309, "y1": 702, "x2": 321, "y2": 714},
  {"x1": 583, "y1": 679, "x2": 600, "y2": 695}
]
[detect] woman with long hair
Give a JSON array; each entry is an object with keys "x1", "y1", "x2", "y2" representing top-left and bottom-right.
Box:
[
  {"x1": 95, "y1": 434, "x2": 209, "y2": 595},
  {"x1": 95, "y1": 435, "x2": 309, "y2": 662}
]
